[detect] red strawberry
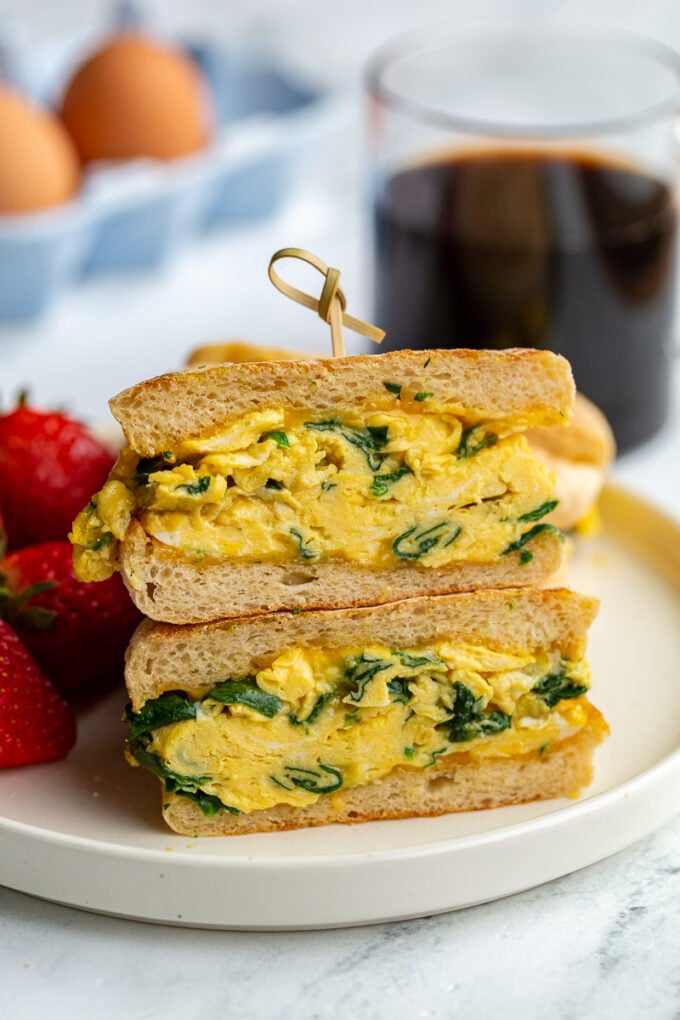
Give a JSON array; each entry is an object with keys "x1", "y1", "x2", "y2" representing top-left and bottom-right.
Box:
[
  {"x1": 0, "y1": 504, "x2": 5, "y2": 556},
  {"x1": 0, "y1": 619, "x2": 76, "y2": 768},
  {"x1": 1, "y1": 541, "x2": 142, "y2": 700},
  {"x1": 0, "y1": 398, "x2": 115, "y2": 550}
]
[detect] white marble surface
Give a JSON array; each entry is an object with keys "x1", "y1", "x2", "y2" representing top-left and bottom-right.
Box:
[{"x1": 1, "y1": 0, "x2": 680, "y2": 1016}]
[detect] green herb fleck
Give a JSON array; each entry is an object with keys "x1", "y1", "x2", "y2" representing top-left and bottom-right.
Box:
[
  {"x1": 538, "y1": 742, "x2": 553, "y2": 756},
  {"x1": 383, "y1": 381, "x2": 402, "y2": 399},
  {"x1": 265, "y1": 479, "x2": 284, "y2": 490},
  {"x1": 414, "y1": 391, "x2": 434, "y2": 402},
  {"x1": 404, "y1": 746, "x2": 417, "y2": 759},
  {"x1": 343, "y1": 712, "x2": 360, "y2": 727},
  {"x1": 423, "y1": 356, "x2": 431, "y2": 368},
  {"x1": 320, "y1": 480, "x2": 337, "y2": 492}
]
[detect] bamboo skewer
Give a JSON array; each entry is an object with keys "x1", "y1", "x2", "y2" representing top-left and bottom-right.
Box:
[{"x1": 268, "y1": 247, "x2": 385, "y2": 357}]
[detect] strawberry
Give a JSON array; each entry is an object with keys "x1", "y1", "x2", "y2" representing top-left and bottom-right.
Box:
[
  {"x1": 0, "y1": 397, "x2": 115, "y2": 550},
  {"x1": 1, "y1": 541, "x2": 142, "y2": 700},
  {"x1": 0, "y1": 619, "x2": 76, "y2": 767}
]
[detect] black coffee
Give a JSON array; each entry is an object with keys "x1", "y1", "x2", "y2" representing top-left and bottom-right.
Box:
[{"x1": 373, "y1": 151, "x2": 677, "y2": 451}]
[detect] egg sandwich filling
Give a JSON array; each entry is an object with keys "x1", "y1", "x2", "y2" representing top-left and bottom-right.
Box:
[
  {"x1": 126, "y1": 638, "x2": 594, "y2": 817},
  {"x1": 72, "y1": 397, "x2": 561, "y2": 581}
]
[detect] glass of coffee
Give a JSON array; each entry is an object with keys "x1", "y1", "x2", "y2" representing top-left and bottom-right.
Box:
[{"x1": 366, "y1": 20, "x2": 680, "y2": 451}]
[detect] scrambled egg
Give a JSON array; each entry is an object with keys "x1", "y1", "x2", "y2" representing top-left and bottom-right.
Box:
[
  {"x1": 127, "y1": 640, "x2": 592, "y2": 816},
  {"x1": 72, "y1": 398, "x2": 559, "y2": 580}
]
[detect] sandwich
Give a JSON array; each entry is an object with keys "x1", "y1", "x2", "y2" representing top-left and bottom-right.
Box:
[
  {"x1": 71, "y1": 348, "x2": 573, "y2": 623},
  {"x1": 123, "y1": 587, "x2": 608, "y2": 836},
  {"x1": 186, "y1": 342, "x2": 614, "y2": 533},
  {"x1": 527, "y1": 392, "x2": 616, "y2": 532}
]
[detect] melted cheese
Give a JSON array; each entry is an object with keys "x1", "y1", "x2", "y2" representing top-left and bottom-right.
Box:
[
  {"x1": 72, "y1": 402, "x2": 559, "y2": 580},
  {"x1": 132, "y1": 640, "x2": 592, "y2": 816}
]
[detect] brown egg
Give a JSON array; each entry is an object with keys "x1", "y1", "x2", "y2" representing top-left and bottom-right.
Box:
[
  {"x1": 59, "y1": 32, "x2": 213, "y2": 163},
  {"x1": 0, "y1": 87, "x2": 80, "y2": 214}
]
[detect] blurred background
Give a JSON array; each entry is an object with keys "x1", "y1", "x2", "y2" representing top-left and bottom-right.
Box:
[{"x1": 1, "y1": 0, "x2": 679, "y2": 436}]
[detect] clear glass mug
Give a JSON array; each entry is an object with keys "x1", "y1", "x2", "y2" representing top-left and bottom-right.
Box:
[{"x1": 365, "y1": 20, "x2": 680, "y2": 452}]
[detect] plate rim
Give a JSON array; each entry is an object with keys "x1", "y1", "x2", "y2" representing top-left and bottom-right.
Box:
[{"x1": 2, "y1": 480, "x2": 680, "y2": 926}]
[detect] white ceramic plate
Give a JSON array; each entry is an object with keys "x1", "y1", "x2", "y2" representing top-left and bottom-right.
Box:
[{"x1": 1, "y1": 483, "x2": 679, "y2": 930}]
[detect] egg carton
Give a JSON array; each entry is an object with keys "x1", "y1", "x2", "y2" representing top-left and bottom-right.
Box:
[{"x1": 0, "y1": 30, "x2": 342, "y2": 321}]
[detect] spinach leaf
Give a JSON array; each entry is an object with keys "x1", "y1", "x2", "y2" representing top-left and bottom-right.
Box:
[
  {"x1": 438, "y1": 681, "x2": 511, "y2": 743},
  {"x1": 126, "y1": 692, "x2": 196, "y2": 741},
  {"x1": 290, "y1": 528, "x2": 318, "y2": 560},
  {"x1": 456, "y1": 427, "x2": 499, "y2": 460},
  {"x1": 531, "y1": 672, "x2": 588, "y2": 708},
  {"x1": 392, "y1": 521, "x2": 461, "y2": 560},
  {"x1": 209, "y1": 678, "x2": 282, "y2": 718},
  {"x1": 305, "y1": 419, "x2": 389, "y2": 472},
  {"x1": 424, "y1": 746, "x2": 447, "y2": 768},
  {"x1": 500, "y1": 523, "x2": 564, "y2": 563},
  {"x1": 127, "y1": 738, "x2": 210, "y2": 792},
  {"x1": 518, "y1": 500, "x2": 558, "y2": 522},
  {"x1": 370, "y1": 465, "x2": 412, "y2": 497},
  {"x1": 386, "y1": 677, "x2": 411, "y2": 703},
  {"x1": 392, "y1": 651, "x2": 445, "y2": 670},
  {"x1": 266, "y1": 431, "x2": 290, "y2": 449},
  {"x1": 132, "y1": 453, "x2": 174, "y2": 484},
  {"x1": 173, "y1": 788, "x2": 241, "y2": 817},
  {"x1": 175, "y1": 475, "x2": 211, "y2": 496},
  {"x1": 289, "y1": 692, "x2": 331, "y2": 726},
  {"x1": 343, "y1": 653, "x2": 393, "y2": 702},
  {"x1": 84, "y1": 533, "x2": 113, "y2": 552},
  {"x1": 272, "y1": 763, "x2": 343, "y2": 794}
]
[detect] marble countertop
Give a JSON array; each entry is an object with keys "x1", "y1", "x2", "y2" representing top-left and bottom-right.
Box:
[{"x1": 1, "y1": 1, "x2": 680, "y2": 1016}]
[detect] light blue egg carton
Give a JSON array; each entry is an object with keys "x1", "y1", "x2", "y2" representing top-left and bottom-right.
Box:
[{"x1": 0, "y1": 30, "x2": 341, "y2": 320}]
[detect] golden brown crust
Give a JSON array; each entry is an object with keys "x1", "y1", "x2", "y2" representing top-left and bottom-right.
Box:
[
  {"x1": 160, "y1": 706, "x2": 608, "y2": 836},
  {"x1": 119, "y1": 520, "x2": 566, "y2": 627},
  {"x1": 109, "y1": 348, "x2": 575, "y2": 457},
  {"x1": 125, "y1": 586, "x2": 599, "y2": 711},
  {"x1": 184, "y1": 341, "x2": 313, "y2": 367},
  {"x1": 527, "y1": 392, "x2": 615, "y2": 468}
]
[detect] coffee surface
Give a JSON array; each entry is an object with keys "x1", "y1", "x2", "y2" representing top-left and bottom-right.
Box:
[{"x1": 373, "y1": 150, "x2": 677, "y2": 450}]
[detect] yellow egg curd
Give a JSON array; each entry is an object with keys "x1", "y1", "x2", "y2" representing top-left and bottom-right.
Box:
[
  {"x1": 72, "y1": 399, "x2": 561, "y2": 581},
  {"x1": 125, "y1": 639, "x2": 593, "y2": 817}
]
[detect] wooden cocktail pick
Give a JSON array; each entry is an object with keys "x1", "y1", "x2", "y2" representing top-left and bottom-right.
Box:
[{"x1": 268, "y1": 247, "x2": 385, "y2": 357}]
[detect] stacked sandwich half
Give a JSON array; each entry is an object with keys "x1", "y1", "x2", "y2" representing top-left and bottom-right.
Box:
[{"x1": 71, "y1": 348, "x2": 608, "y2": 835}]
